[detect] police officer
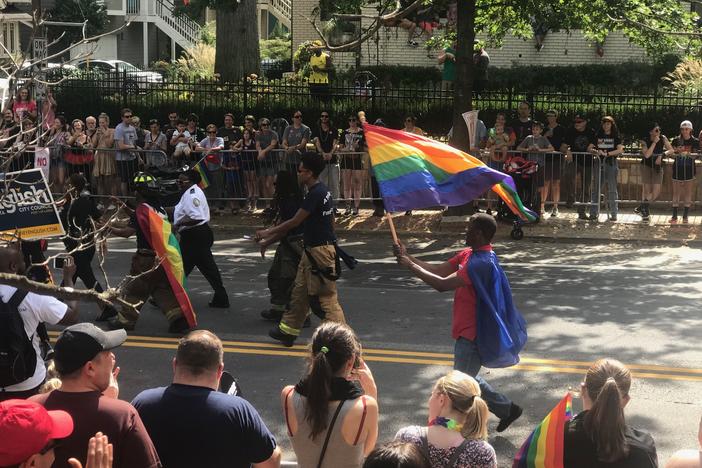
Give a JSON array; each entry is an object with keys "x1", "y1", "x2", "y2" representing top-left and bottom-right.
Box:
[
  {"x1": 106, "y1": 173, "x2": 190, "y2": 334},
  {"x1": 172, "y1": 169, "x2": 229, "y2": 308},
  {"x1": 255, "y1": 152, "x2": 345, "y2": 347}
]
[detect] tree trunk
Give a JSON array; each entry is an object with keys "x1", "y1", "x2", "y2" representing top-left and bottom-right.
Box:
[{"x1": 215, "y1": 0, "x2": 260, "y2": 82}]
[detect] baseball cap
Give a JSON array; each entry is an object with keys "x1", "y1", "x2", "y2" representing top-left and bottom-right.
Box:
[
  {"x1": 0, "y1": 399, "x2": 73, "y2": 466},
  {"x1": 54, "y1": 323, "x2": 127, "y2": 375},
  {"x1": 574, "y1": 114, "x2": 587, "y2": 122},
  {"x1": 680, "y1": 120, "x2": 693, "y2": 129}
]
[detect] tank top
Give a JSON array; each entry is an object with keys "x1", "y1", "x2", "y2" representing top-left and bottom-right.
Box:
[{"x1": 288, "y1": 391, "x2": 366, "y2": 468}]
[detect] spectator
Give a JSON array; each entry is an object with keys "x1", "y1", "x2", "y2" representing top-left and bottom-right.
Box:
[
  {"x1": 91, "y1": 113, "x2": 116, "y2": 205},
  {"x1": 256, "y1": 117, "x2": 279, "y2": 212},
  {"x1": 0, "y1": 399, "x2": 74, "y2": 468},
  {"x1": 40, "y1": 87, "x2": 57, "y2": 131},
  {"x1": 518, "y1": 121, "x2": 554, "y2": 216},
  {"x1": 131, "y1": 117, "x2": 146, "y2": 149},
  {"x1": 30, "y1": 323, "x2": 161, "y2": 468},
  {"x1": 244, "y1": 114, "x2": 257, "y2": 135},
  {"x1": 59, "y1": 173, "x2": 118, "y2": 323},
  {"x1": 542, "y1": 109, "x2": 565, "y2": 217},
  {"x1": 185, "y1": 113, "x2": 205, "y2": 143},
  {"x1": 113, "y1": 108, "x2": 139, "y2": 196},
  {"x1": 143, "y1": 119, "x2": 168, "y2": 166},
  {"x1": 132, "y1": 330, "x2": 281, "y2": 468},
  {"x1": 358, "y1": 111, "x2": 367, "y2": 126},
  {"x1": 510, "y1": 101, "x2": 532, "y2": 147},
  {"x1": 65, "y1": 119, "x2": 93, "y2": 178},
  {"x1": 484, "y1": 113, "x2": 514, "y2": 214},
  {"x1": 163, "y1": 111, "x2": 179, "y2": 156},
  {"x1": 402, "y1": 116, "x2": 424, "y2": 136},
  {"x1": 308, "y1": 44, "x2": 332, "y2": 101},
  {"x1": 473, "y1": 41, "x2": 490, "y2": 96},
  {"x1": 10, "y1": 86, "x2": 37, "y2": 121},
  {"x1": 282, "y1": 110, "x2": 311, "y2": 174},
  {"x1": 665, "y1": 414, "x2": 702, "y2": 467},
  {"x1": 281, "y1": 322, "x2": 379, "y2": 467},
  {"x1": 339, "y1": 115, "x2": 366, "y2": 216},
  {"x1": 314, "y1": 111, "x2": 340, "y2": 213},
  {"x1": 666, "y1": 120, "x2": 699, "y2": 223},
  {"x1": 234, "y1": 127, "x2": 259, "y2": 212},
  {"x1": 561, "y1": 114, "x2": 597, "y2": 220},
  {"x1": 170, "y1": 118, "x2": 192, "y2": 164},
  {"x1": 10, "y1": 117, "x2": 38, "y2": 172},
  {"x1": 363, "y1": 442, "x2": 430, "y2": 468},
  {"x1": 45, "y1": 115, "x2": 68, "y2": 193},
  {"x1": 382, "y1": 1, "x2": 420, "y2": 47},
  {"x1": 85, "y1": 116, "x2": 97, "y2": 141},
  {"x1": 0, "y1": 108, "x2": 19, "y2": 150},
  {"x1": 564, "y1": 358, "x2": 657, "y2": 467},
  {"x1": 218, "y1": 113, "x2": 242, "y2": 150},
  {"x1": 394, "y1": 371, "x2": 497, "y2": 468},
  {"x1": 0, "y1": 245, "x2": 79, "y2": 401},
  {"x1": 639, "y1": 123, "x2": 672, "y2": 222},
  {"x1": 438, "y1": 41, "x2": 457, "y2": 93},
  {"x1": 196, "y1": 123, "x2": 227, "y2": 213},
  {"x1": 592, "y1": 116, "x2": 623, "y2": 221}
]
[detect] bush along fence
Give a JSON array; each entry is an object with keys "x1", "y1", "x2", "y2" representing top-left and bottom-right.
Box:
[{"x1": 52, "y1": 73, "x2": 702, "y2": 140}]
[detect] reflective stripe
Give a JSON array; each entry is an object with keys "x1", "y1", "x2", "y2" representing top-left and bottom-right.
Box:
[{"x1": 279, "y1": 321, "x2": 301, "y2": 336}]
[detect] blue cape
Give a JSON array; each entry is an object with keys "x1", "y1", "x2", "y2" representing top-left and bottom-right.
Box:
[{"x1": 467, "y1": 249, "x2": 528, "y2": 368}]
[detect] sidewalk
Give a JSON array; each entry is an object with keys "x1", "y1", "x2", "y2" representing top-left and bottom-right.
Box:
[{"x1": 208, "y1": 208, "x2": 702, "y2": 244}]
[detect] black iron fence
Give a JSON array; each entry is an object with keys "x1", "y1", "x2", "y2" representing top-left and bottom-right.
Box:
[{"x1": 51, "y1": 73, "x2": 702, "y2": 139}]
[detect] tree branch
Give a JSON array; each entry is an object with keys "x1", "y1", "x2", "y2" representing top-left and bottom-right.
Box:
[{"x1": 608, "y1": 14, "x2": 702, "y2": 37}]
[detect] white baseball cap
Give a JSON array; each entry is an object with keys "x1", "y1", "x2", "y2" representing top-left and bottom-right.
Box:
[{"x1": 680, "y1": 120, "x2": 693, "y2": 129}]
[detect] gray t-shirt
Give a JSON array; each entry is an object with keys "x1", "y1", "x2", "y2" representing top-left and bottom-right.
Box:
[
  {"x1": 255, "y1": 129, "x2": 278, "y2": 150},
  {"x1": 282, "y1": 124, "x2": 311, "y2": 148},
  {"x1": 519, "y1": 134, "x2": 552, "y2": 150},
  {"x1": 114, "y1": 122, "x2": 138, "y2": 161}
]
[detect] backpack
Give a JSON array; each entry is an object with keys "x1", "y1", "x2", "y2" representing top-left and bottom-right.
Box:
[{"x1": 0, "y1": 289, "x2": 35, "y2": 387}]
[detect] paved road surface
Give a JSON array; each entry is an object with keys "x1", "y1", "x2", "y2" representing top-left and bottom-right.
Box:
[{"x1": 46, "y1": 234, "x2": 702, "y2": 466}]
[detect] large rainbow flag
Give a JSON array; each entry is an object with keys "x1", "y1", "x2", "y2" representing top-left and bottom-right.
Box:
[
  {"x1": 513, "y1": 393, "x2": 573, "y2": 468},
  {"x1": 364, "y1": 124, "x2": 537, "y2": 221},
  {"x1": 136, "y1": 204, "x2": 197, "y2": 328}
]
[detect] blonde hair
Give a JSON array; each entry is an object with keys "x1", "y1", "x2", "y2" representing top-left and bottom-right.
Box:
[
  {"x1": 40, "y1": 360, "x2": 62, "y2": 393},
  {"x1": 434, "y1": 371, "x2": 489, "y2": 440}
]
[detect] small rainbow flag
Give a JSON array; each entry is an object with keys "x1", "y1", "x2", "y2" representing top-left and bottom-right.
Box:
[
  {"x1": 365, "y1": 124, "x2": 537, "y2": 221},
  {"x1": 136, "y1": 204, "x2": 197, "y2": 328},
  {"x1": 195, "y1": 160, "x2": 210, "y2": 190},
  {"x1": 513, "y1": 393, "x2": 573, "y2": 468}
]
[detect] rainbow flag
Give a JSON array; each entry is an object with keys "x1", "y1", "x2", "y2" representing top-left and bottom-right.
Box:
[
  {"x1": 364, "y1": 124, "x2": 537, "y2": 221},
  {"x1": 513, "y1": 393, "x2": 573, "y2": 468},
  {"x1": 136, "y1": 204, "x2": 197, "y2": 328},
  {"x1": 195, "y1": 160, "x2": 210, "y2": 190}
]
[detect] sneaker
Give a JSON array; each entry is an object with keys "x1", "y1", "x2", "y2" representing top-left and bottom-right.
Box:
[
  {"x1": 578, "y1": 212, "x2": 588, "y2": 220},
  {"x1": 404, "y1": 210, "x2": 413, "y2": 216},
  {"x1": 550, "y1": 207, "x2": 559, "y2": 218},
  {"x1": 107, "y1": 318, "x2": 135, "y2": 331},
  {"x1": 168, "y1": 317, "x2": 190, "y2": 334},
  {"x1": 588, "y1": 214, "x2": 599, "y2": 221},
  {"x1": 352, "y1": 208, "x2": 359, "y2": 217},
  {"x1": 344, "y1": 206, "x2": 352, "y2": 216},
  {"x1": 96, "y1": 305, "x2": 118, "y2": 322},
  {"x1": 609, "y1": 214, "x2": 617, "y2": 222},
  {"x1": 269, "y1": 327, "x2": 296, "y2": 347},
  {"x1": 633, "y1": 205, "x2": 642, "y2": 215},
  {"x1": 496, "y1": 403, "x2": 523, "y2": 432},
  {"x1": 683, "y1": 216, "x2": 689, "y2": 224},
  {"x1": 97, "y1": 203, "x2": 105, "y2": 211},
  {"x1": 372, "y1": 208, "x2": 384, "y2": 217},
  {"x1": 641, "y1": 214, "x2": 650, "y2": 222},
  {"x1": 208, "y1": 295, "x2": 230, "y2": 308},
  {"x1": 486, "y1": 208, "x2": 493, "y2": 216},
  {"x1": 261, "y1": 309, "x2": 283, "y2": 322},
  {"x1": 670, "y1": 216, "x2": 678, "y2": 224}
]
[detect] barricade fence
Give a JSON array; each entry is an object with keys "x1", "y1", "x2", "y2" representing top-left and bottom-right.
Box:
[{"x1": 5, "y1": 145, "x2": 702, "y2": 213}]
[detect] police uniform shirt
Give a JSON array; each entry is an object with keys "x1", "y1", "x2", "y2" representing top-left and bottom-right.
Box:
[
  {"x1": 301, "y1": 181, "x2": 335, "y2": 246},
  {"x1": 174, "y1": 184, "x2": 210, "y2": 230}
]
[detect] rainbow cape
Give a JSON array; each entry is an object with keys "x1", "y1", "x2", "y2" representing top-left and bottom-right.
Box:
[
  {"x1": 195, "y1": 160, "x2": 211, "y2": 189},
  {"x1": 513, "y1": 393, "x2": 573, "y2": 468},
  {"x1": 364, "y1": 124, "x2": 537, "y2": 221},
  {"x1": 136, "y1": 203, "x2": 197, "y2": 328}
]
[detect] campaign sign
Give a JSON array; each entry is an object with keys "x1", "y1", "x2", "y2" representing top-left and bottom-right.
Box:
[{"x1": 0, "y1": 168, "x2": 65, "y2": 240}]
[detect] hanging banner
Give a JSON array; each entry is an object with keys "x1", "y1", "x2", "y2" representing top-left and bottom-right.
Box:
[{"x1": 0, "y1": 168, "x2": 64, "y2": 240}]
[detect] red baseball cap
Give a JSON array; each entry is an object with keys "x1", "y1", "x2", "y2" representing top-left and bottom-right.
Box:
[{"x1": 0, "y1": 399, "x2": 73, "y2": 466}]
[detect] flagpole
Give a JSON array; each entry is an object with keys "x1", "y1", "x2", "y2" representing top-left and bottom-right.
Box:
[{"x1": 385, "y1": 213, "x2": 399, "y2": 245}]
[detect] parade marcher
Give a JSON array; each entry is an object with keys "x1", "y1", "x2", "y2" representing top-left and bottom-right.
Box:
[
  {"x1": 255, "y1": 152, "x2": 346, "y2": 347},
  {"x1": 259, "y1": 171, "x2": 304, "y2": 322},
  {"x1": 171, "y1": 169, "x2": 229, "y2": 308},
  {"x1": 393, "y1": 213, "x2": 525, "y2": 432},
  {"x1": 106, "y1": 173, "x2": 195, "y2": 334}
]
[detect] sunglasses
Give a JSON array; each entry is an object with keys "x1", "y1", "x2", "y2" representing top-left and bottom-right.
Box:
[
  {"x1": 294, "y1": 115, "x2": 302, "y2": 118},
  {"x1": 405, "y1": 119, "x2": 413, "y2": 122},
  {"x1": 321, "y1": 115, "x2": 330, "y2": 118},
  {"x1": 261, "y1": 124, "x2": 269, "y2": 127},
  {"x1": 208, "y1": 131, "x2": 217, "y2": 134},
  {"x1": 349, "y1": 119, "x2": 357, "y2": 122},
  {"x1": 123, "y1": 115, "x2": 133, "y2": 118}
]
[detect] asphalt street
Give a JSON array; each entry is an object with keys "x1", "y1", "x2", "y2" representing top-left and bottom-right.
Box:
[{"x1": 46, "y1": 233, "x2": 702, "y2": 467}]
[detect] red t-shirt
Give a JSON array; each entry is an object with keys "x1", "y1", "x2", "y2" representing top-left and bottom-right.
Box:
[
  {"x1": 447, "y1": 245, "x2": 493, "y2": 341},
  {"x1": 12, "y1": 100, "x2": 36, "y2": 120}
]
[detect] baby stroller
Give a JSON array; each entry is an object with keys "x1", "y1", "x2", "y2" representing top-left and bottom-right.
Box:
[{"x1": 497, "y1": 153, "x2": 540, "y2": 239}]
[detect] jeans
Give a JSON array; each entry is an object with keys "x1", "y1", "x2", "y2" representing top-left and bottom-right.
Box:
[
  {"x1": 454, "y1": 337, "x2": 512, "y2": 419},
  {"x1": 589, "y1": 159, "x2": 618, "y2": 216}
]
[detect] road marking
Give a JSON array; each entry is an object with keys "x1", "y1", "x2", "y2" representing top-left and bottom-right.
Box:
[{"x1": 47, "y1": 332, "x2": 702, "y2": 382}]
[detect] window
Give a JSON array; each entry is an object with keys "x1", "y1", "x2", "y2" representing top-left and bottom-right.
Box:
[{"x1": 1, "y1": 21, "x2": 19, "y2": 56}]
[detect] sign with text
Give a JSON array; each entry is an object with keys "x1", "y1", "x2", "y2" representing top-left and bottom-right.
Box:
[
  {"x1": 0, "y1": 169, "x2": 64, "y2": 240},
  {"x1": 34, "y1": 147, "x2": 50, "y2": 180}
]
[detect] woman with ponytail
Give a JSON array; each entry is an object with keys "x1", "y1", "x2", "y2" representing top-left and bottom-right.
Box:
[
  {"x1": 281, "y1": 322, "x2": 379, "y2": 468},
  {"x1": 395, "y1": 371, "x2": 496, "y2": 468},
  {"x1": 564, "y1": 358, "x2": 657, "y2": 467}
]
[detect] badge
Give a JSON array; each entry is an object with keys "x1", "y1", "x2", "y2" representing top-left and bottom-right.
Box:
[
  {"x1": 189, "y1": 188, "x2": 195, "y2": 194},
  {"x1": 194, "y1": 198, "x2": 200, "y2": 207}
]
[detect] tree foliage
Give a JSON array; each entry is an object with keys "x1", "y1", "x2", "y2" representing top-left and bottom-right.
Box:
[{"x1": 48, "y1": 0, "x2": 109, "y2": 45}]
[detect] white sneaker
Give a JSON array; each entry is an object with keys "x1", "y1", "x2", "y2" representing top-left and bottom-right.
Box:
[{"x1": 550, "y1": 207, "x2": 559, "y2": 217}]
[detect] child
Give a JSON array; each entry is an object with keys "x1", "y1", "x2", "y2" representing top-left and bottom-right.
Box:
[
  {"x1": 170, "y1": 119, "x2": 191, "y2": 163},
  {"x1": 517, "y1": 121, "x2": 554, "y2": 215}
]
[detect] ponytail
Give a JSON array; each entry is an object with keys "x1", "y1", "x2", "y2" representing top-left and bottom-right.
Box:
[
  {"x1": 304, "y1": 351, "x2": 333, "y2": 439},
  {"x1": 461, "y1": 395, "x2": 489, "y2": 440},
  {"x1": 583, "y1": 360, "x2": 631, "y2": 463}
]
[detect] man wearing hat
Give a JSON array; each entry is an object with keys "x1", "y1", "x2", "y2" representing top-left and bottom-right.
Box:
[
  {"x1": 561, "y1": 114, "x2": 597, "y2": 220},
  {"x1": 106, "y1": 173, "x2": 193, "y2": 334},
  {"x1": 30, "y1": 323, "x2": 160, "y2": 468}
]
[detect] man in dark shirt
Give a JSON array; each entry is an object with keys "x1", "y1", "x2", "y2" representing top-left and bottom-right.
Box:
[
  {"x1": 218, "y1": 113, "x2": 242, "y2": 150},
  {"x1": 255, "y1": 152, "x2": 345, "y2": 346},
  {"x1": 30, "y1": 323, "x2": 161, "y2": 468},
  {"x1": 313, "y1": 112, "x2": 340, "y2": 212},
  {"x1": 510, "y1": 101, "x2": 533, "y2": 147},
  {"x1": 132, "y1": 330, "x2": 281, "y2": 468},
  {"x1": 561, "y1": 115, "x2": 596, "y2": 219},
  {"x1": 163, "y1": 111, "x2": 179, "y2": 157}
]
